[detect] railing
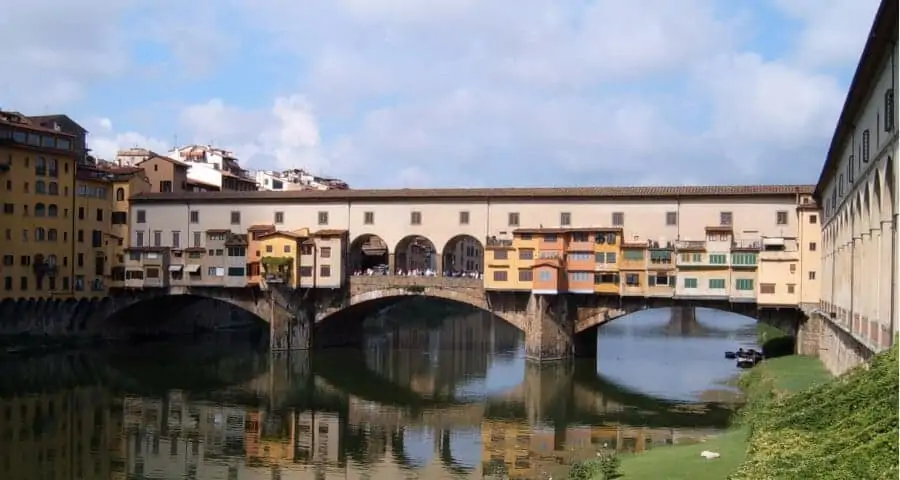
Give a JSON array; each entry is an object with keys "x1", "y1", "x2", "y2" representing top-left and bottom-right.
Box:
[
  {"x1": 674, "y1": 240, "x2": 706, "y2": 250},
  {"x1": 350, "y1": 275, "x2": 483, "y2": 289},
  {"x1": 485, "y1": 237, "x2": 513, "y2": 247},
  {"x1": 732, "y1": 239, "x2": 762, "y2": 250}
]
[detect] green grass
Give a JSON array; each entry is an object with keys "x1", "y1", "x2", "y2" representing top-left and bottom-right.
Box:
[{"x1": 596, "y1": 351, "x2": 832, "y2": 479}]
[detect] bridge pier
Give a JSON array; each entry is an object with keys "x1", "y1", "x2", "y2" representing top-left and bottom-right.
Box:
[{"x1": 522, "y1": 294, "x2": 575, "y2": 362}]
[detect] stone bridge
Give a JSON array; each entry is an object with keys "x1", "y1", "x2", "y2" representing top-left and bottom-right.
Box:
[{"x1": 0, "y1": 275, "x2": 805, "y2": 362}]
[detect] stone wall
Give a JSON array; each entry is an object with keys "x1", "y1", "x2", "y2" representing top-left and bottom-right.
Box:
[{"x1": 807, "y1": 312, "x2": 876, "y2": 376}]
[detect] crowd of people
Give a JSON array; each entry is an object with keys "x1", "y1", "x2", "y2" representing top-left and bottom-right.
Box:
[{"x1": 352, "y1": 266, "x2": 483, "y2": 279}]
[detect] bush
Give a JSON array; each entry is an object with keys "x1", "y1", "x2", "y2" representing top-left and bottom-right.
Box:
[
  {"x1": 730, "y1": 345, "x2": 899, "y2": 479},
  {"x1": 568, "y1": 453, "x2": 621, "y2": 480}
]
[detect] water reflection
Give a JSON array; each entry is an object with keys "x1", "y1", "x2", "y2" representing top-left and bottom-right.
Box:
[{"x1": 0, "y1": 304, "x2": 751, "y2": 479}]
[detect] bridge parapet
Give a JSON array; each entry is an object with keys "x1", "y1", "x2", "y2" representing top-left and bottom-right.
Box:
[{"x1": 348, "y1": 275, "x2": 483, "y2": 296}]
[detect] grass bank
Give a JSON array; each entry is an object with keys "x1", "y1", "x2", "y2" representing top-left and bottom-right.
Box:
[{"x1": 578, "y1": 345, "x2": 898, "y2": 479}]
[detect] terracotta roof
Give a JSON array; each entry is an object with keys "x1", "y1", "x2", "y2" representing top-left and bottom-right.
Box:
[
  {"x1": 206, "y1": 229, "x2": 231, "y2": 234},
  {"x1": 312, "y1": 229, "x2": 348, "y2": 237},
  {"x1": 814, "y1": 0, "x2": 897, "y2": 198},
  {"x1": 130, "y1": 184, "x2": 816, "y2": 203},
  {"x1": 258, "y1": 230, "x2": 306, "y2": 240},
  {"x1": 0, "y1": 111, "x2": 77, "y2": 136},
  {"x1": 247, "y1": 224, "x2": 276, "y2": 232},
  {"x1": 136, "y1": 154, "x2": 190, "y2": 169}
]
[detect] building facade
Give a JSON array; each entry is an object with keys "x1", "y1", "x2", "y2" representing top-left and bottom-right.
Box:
[
  {"x1": 816, "y1": 0, "x2": 898, "y2": 355},
  {"x1": 125, "y1": 185, "x2": 820, "y2": 308},
  {"x1": 1, "y1": 110, "x2": 79, "y2": 299}
]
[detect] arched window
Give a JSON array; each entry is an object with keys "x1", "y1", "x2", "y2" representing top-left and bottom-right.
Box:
[
  {"x1": 35, "y1": 180, "x2": 46, "y2": 194},
  {"x1": 48, "y1": 158, "x2": 58, "y2": 177},
  {"x1": 35, "y1": 156, "x2": 46, "y2": 175},
  {"x1": 35, "y1": 228, "x2": 46, "y2": 241},
  {"x1": 34, "y1": 203, "x2": 46, "y2": 217},
  {"x1": 48, "y1": 229, "x2": 58, "y2": 241},
  {"x1": 47, "y1": 254, "x2": 58, "y2": 266},
  {"x1": 116, "y1": 188, "x2": 125, "y2": 201},
  {"x1": 48, "y1": 204, "x2": 58, "y2": 217},
  {"x1": 48, "y1": 182, "x2": 58, "y2": 195}
]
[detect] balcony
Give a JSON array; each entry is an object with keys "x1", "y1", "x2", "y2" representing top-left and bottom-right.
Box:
[
  {"x1": 485, "y1": 236, "x2": 513, "y2": 248},
  {"x1": 759, "y1": 250, "x2": 799, "y2": 261},
  {"x1": 732, "y1": 239, "x2": 762, "y2": 250},
  {"x1": 674, "y1": 240, "x2": 706, "y2": 250}
]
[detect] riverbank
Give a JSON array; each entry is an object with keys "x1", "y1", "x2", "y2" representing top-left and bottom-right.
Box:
[{"x1": 583, "y1": 345, "x2": 898, "y2": 479}]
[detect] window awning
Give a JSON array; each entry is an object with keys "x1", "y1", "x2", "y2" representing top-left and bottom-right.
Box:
[
  {"x1": 185, "y1": 264, "x2": 201, "y2": 273},
  {"x1": 168, "y1": 265, "x2": 184, "y2": 272}
]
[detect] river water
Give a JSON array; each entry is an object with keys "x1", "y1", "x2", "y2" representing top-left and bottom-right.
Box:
[{"x1": 0, "y1": 300, "x2": 759, "y2": 479}]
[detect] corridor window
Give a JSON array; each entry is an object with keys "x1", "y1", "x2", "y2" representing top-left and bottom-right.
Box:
[
  {"x1": 508, "y1": 212, "x2": 520, "y2": 227},
  {"x1": 719, "y1": 211, "x2": 733, "y2": 226},
  {"x1": 560, "y1": 212, "x2": 571, "y2": 226},
  {"x1": 320, "y1": 265, "x2": 331, "y2": 277},
  {"x1": 611, "y1": 212, "x2": 624, "y2": 226},
  {"x1": 492, "y1": 270, "x2": 508, "y2": 282},
  {"x1": 809, "y1": 242, "x2": 817, "y2": 251},
  {"x1": 459, "y1": 211, "x2": 470, "y2": 225},
  {"x1": 230, "y1": 211, "x2": 241, "y2": 224},
  {"x1": 666, "y1": 211, "x2": 677, "y2": 225},
  {"x1": 410, "y1": 211, "x2": 421, "y2": 225},
  {"x1": 683, "y1": 278, "x2": 698, "y2": 289},
  {"x1": 363, "y1": 211, "x2": 374, "y2": 225},
  {"x1": 776, "y1": 211, "x2": 788, "y2": 225},
  {"x1": 274, "y1": 211, "x2": 284, "y2": 224},
  {"x1": 760, "y1": 283, "x2": 775, "y2": 294},
  {"x1": 735, "y1": 279, "x2": 754, "y2": 290},
  {"x1": 318, "y1": 211, "x2": 329, "y2": 225}
]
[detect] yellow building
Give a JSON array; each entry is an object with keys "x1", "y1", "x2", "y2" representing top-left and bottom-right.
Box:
[
  {"x1": 593, "y1": 229, "x2": 621, "y2": 294},
  {"x1": 484, "y1": 236, "x2": 520, "y2": 290},
  {"x1": 109, "y1": 166, "x2": 151, "y2": 288},
  {"x1": 256, "y1": 229, "x2": 309, "y2": 288},
  {"x1": 74, "y1": 166, "x2": 116, "y2": 296},
  {"x1": 0, "y1": 111, "x2": 79, "y2": 299},
  {"x1": 619, "y1": 241, "x2": 648, "y2": 296}
]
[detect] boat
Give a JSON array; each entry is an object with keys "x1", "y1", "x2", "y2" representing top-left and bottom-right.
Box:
[{"x1": 725, "y1": 351, "x2": 736, "y2": 359}]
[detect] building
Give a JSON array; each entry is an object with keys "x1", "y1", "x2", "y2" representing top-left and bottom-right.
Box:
[
  {"x1": 135, "y1": 155, "x2": 190, "y2": 193},
  {"x1": 114, "y1": 147, "x2": 156, "y2": 167},
  {"x1": 126, "y1": 185, "x2": 819, "y2": 305},
  {"x1": 816, "y1": 0, "x2": 898, "y2": 357},
  {"x1": 254, "y1": 168, "x2": 349, "y2": 192},
  {"x1": 109, "y1": 166, "x2": 152, "y2": 288},
  {"x1": 168, "y1": 145, "x2": 258, "y2": 192},
  {"x1": 443, "y1": 234, "x2": 483, "y2": 273},
  {"x1": 0, "y1": 110, "x2": 79, "y2": 299},
  {"x1": 74, "y1": 165, "x2": 114, "y2": 295},
  {"x1": 29, "y1": 114, "x2": 89, "y2": 164}
]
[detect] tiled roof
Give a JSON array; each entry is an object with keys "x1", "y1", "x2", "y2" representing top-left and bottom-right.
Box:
[{"x1": 131, "y1": 184, "x2": 815, "y2": 203}]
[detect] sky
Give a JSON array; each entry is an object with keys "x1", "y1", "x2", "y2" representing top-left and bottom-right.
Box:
[{"x1": 1, "y1": 0, "x2": 882, "y2": 188}]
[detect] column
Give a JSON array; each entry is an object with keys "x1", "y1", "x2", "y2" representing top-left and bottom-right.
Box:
[
  {"x1": 879, "y1": 220, "x2": 894, "y2": 347},
  {"x1": 523, "y1": 294, "x2": 574, "y2": 362},
  {"x1": 433, "y1": 255, "x2": 443, "y2": 276},
  {"x1": 269, "y1": 298, "x2": 313, "y2": 351},
  {"x1": 388, "y1": 252, "x2": 396, "y2": 274}
]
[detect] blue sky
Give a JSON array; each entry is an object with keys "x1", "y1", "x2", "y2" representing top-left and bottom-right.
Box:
[{"x1": 2, "y1": 0, "x2": 881, "y2": 188}]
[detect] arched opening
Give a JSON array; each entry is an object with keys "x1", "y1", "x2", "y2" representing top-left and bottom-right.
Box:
[
  {"x1": 441, "y1": 234, "x2": 484, "y2": 277},
  {"x1": 48, "y1": 204, "x2": 58, "y2": 217},
  {"x1": 34, "y1": 203, "x2": 46, "y2": 217},
  {"x1": 348, "y1": 234, "x2": 389, "y2": 274},
  {"x1": 116, "y1": 187, "x2": 125, "y2": 201},
  {"x1": 35, "y1": 180, "x2": 46, "y2": 194},
  {"x1": 883, "y1": 155, "x2": 894, "y2": 218},
  {"x1": 394, "y1": 235, "x2": 437, "y2": 274},
  {"x1": 100, "y1": 294, "x2": 269, "y2": 343},
  {"x1": 48, "y1": 182, "x2": 58, "y2": 195},
  {"x1": 34, "y1": 227, "x2": 45, "y2": 241}
]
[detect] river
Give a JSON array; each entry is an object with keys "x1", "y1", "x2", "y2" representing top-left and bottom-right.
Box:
[{"x1": 0, "y1": 300, "x2": 759, "y2": 479}]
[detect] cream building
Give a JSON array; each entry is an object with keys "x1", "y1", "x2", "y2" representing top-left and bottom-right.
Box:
[{"x1": 815, "y1": 0, "x2": 897, "y2": 367}]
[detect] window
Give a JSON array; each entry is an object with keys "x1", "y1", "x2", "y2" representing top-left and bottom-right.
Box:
[
  {"x1": 776, "y1": 211, "x2": 788, "y2": 225},
  {"x1": 719, "y1": 211, "x2": 732, "y2": 226},
  {"x1": 364, "y1": 211, "x2": 374, "y2": 225},
  {"x1": 111, "y1": 211, "x2": 127, "y2": 224},
  {"x1": 172, "y1": 231, "x2": 181, "y2": 248},
  {"x1": 319, "y1": 265, "x2": 331, "y2": 277},
  {"x1": 493, "y1": 250, "x2": 509, "y2": 260},
  {"x1": 193, "y1": 232, "x2": 201, "y2": 248},
  {"x1": 543, "y1": 234, "x2": 557, "y2": 242},
  {"x1": 283, "y1": 244, "x2": 291, "y2": 253},
  {"x1": 760, "y1": 283, "x2": 775, "y2": 294},
  {"x1": 708, "y1": 254, "x2": 727, "y2": 264},
  {"x1": 135, "y1": 209, "x2": 146, "y2": 223},
  {"x1": 560, "y1": 212, "x2": 571, "y2": 226},
  {"x1": 787, "y1": 284, "x2": 795, "y2": 294},
  {"x1": 809, "y1": 271, "x2": 816, "y2": 280},
  {"x1": 492, "y1": 270, "x2": 508, "y2": 282},
  {"x1": 709, "y1": 278, "x2": 726, "y2": 289},
  {"x1": 508, "y1": 212, "x2": 520, "y2": 226},
  {"x1": 568, "y1": 252, "x2": 592, "y2": 261},
  {"x1": 611, "y1": 212, "x2": 624, "y2": 226},
  {"x1": 96, "y1": 209, "x2": 103, "y2": 222},
  {"x1": 153, "y1": 230, "x2": 162, "y2": 247},
  {"x1": 735, "y1": 278, "x2": 754, "y2": 290},
  {"x1": 538, "y1": 270, "x2": 552, "y2": 281},
  {"x1": 274, "y1": 212, "x2": 284, "y2": 224},
  {"x1": 518, "y1": 270, "x2": 532, "y2": 281},
  {"x1": 862, "y1": 129, "x2": 870, "y2": 162},
  {"x1": 230, "y1": 211, "x2": 241, "y2": 224},
  {"x1": 666, "y1": 211, "x2": 677, "y2": 226},
  {"x1": 190, "y1": 211, "x2": 199, "y2": 223},
  {"x1": 789, "y1": 263, "x2": 796, "y2": 273},
  {"x1": 885, "y1": 88, "x2": 894, "y2": 132},
  {"x1": 320, "y1": 247, "x2": 331, "y2": 258},
  {"x1": 227, "y1": 267, "x2": 245, "y2": 277},
  {"x1": 809, "y1": 214, "x2": 817, "y2": 224},
  {"x1": 91, "y1": 230, "x2": 102, "y2": 248},
  {"x1": 159, "y1": 180, "x2": 173, "y2": 192},
  {"x1": 318, "y1": 211, "x2": 329, "y2": 225},
  {"x1": 265, "y1": 245, "x2": 273, "y2": 253},
  {"x1": 683, "y1": 278, "x2": 698, "y2": 289},
  {"x1": 625, "y1": 273, "x2": 640, "y2": 286},
  {"x1": 116, "y1": 188, "x2": 125, "y2": 201},
  {"x1": 410, "y1": 211, "x2": 422, "y2": 225},
  {"x1": 848, "y1": 154, "x2": 855, "y2": 182},
  {"x1": 459, "y1": 211, "x2": 470, "y2": 225},
  {"x1": 136, "y1": 231, "x2": 145, "y2": 247},
  {"x1": 809, "y1": 242, "x2": 817, "y2": 251},
  {"x1": 732, "y1": 253, "x2": 757, "y2": 265},
  {"x1": 300, "y1": 244, "x2": 312, "y2": 255},
  {"x1": 300, "y1": 266, "x2": 313, "y2": 277},
  {"x1": 605, "y1": 252, "x2": 616, "y2": 263}
]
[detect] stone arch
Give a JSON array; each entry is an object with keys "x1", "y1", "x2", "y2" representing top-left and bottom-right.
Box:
[
  {"x1": 441, "y1": 234, "x2": 485, "y2": 274},
  {"x1": 394, "y1": 235, "x2": 438, "y2": 273},
  {"x1": 882, "y1": 155, "x2": 894, "y2": 220},
  {"x1": 316, "y1": 287, "x2": 524, "y2": 332},
  {"x1": 873, "y1": 167, "x2": 883, "y2": 222},
  {"x1": 348, "y1": 233, "x2": 390, "y2": 273},
  {"x1": 98, "y1": 293, "x2": 269, "y2": 341},
  {"x1": 574, "y1": 303, "x2": 762, "y2": 335},
  {"x1": 863, "y1": 180, "x2": 872, "y2": 231}
]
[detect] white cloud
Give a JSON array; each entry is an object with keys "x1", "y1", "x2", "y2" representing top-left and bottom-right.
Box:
[{"x1": 2, "y1": 0, "x2": 885, "y2": 187}]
